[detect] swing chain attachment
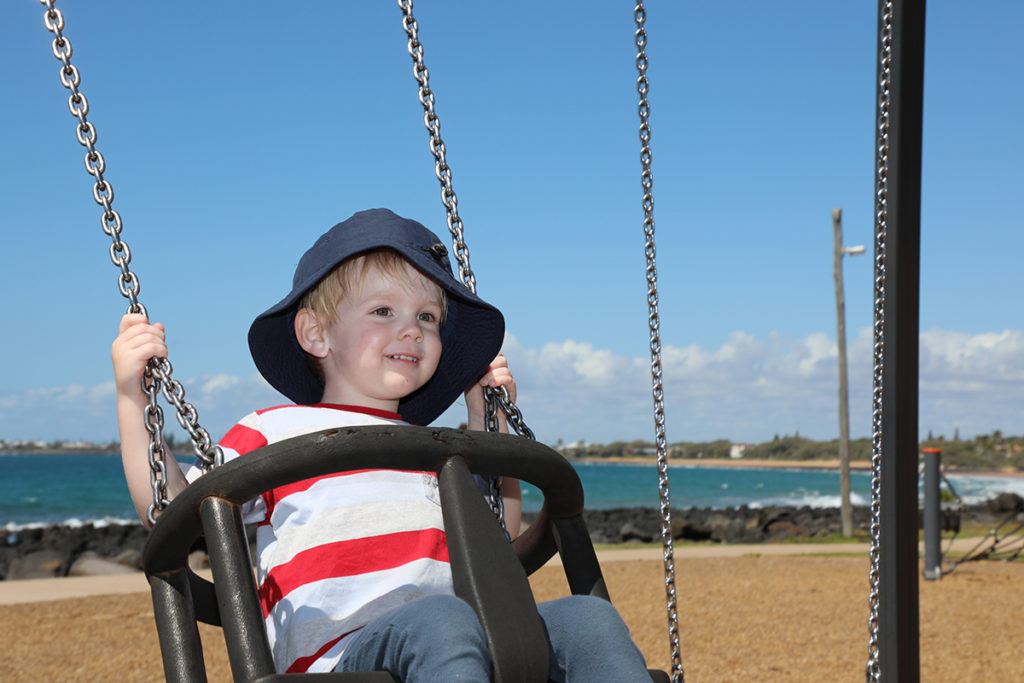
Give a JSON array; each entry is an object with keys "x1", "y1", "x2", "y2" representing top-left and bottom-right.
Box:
[
  {"x1": 143, "y1": 374, "x2": 171, "y2": 525},
  {"x1": 397, "y1": 0, "x2": 535, "y2": 453},
  {"x1": 39, "y1": 0, "x2": 222, "y2": 524},
  {"x1": 634, "y1": 5, "x2": 684, "y2": 682},
  {"x1": 141, "y1": 358, "x2": 223, "y2": 524},
  {"x1": 865, "y1": 2, "x2": 893, "y2": 681}
]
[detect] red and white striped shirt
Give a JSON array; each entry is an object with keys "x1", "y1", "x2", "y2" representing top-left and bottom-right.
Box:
[{"x1": 186, "y1": 404, "x2": 453, "y2": 674}]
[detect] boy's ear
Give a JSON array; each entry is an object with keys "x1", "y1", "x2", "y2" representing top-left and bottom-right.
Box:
[{"x1": 294, "y1": 308, "x2": 329, "y2": 358}]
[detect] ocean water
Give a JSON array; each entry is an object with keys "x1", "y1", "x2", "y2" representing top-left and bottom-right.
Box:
[{"x1": 4, "y1": 453, "x2": 1024, "y2": 528}]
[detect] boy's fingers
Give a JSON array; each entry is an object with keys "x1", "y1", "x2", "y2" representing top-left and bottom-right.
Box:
[
  {"x1": 118, "y1": 312, "x2": 150, "y2": 333},
  {"x1": 115, "y1": 327, "x2": 167, "y2": 361},
  {"x1": 120, "y1": 321, "x2": 165, "y2": 344}
]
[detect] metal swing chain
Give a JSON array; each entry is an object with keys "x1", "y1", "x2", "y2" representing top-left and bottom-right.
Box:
[
  {"x1": 634, "y1": 5, "x2": 684, "y2": 682},
  {"x1": 39, "y1": 0, "x2": 222, "y2": 525},
  {"x1": 398, "y1": 3, "x2": 534, "y2": 421},
  {"x1": 397, "y1": 0, "x2": 536, "y2": 527},
  {"x1": 866, "y1": 2, "x2": 893, "y2": 680}
]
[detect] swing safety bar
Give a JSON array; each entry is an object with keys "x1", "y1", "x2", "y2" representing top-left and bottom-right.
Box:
[{"x1": 143, "y1": 426, "x2": 666, "y2": 682}]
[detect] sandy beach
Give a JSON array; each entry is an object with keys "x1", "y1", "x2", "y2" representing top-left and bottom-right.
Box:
[
  {"x1": 2, "y1": 543, "x2": 1022, "y2": 682},
  {"x1": 580, "y1": 456, "x2": 1024, "y2": 479}
]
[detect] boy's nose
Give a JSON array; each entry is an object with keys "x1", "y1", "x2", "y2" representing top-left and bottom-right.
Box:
[{"x1": 397, "y1": 316, "x2": 424, "y2": 342}]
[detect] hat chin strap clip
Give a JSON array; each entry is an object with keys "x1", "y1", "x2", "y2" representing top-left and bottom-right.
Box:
[{"x1": 423, "y1": 243, "x2": 448, "y2": 261}]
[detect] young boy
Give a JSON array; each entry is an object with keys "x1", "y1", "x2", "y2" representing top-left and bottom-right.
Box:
[{"x1": 113, "y1": 208, "x2": 649, "y2": 680}]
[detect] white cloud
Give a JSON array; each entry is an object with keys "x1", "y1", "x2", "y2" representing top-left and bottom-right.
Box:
[
  {"x1": 917, "y1": 329, "x2": 1024, "y2": 438},
  {"x1": 489, "y1": 328, "x2": 1024, "y2": 444},
  {"x1": 0, "y1": 374, "x2": 282, "y2": 443},
  {"x1": 199, "y1": 374, "x2": 240, "y2": 395},
  {"x1": 3, "y1": 328, "x2": 1022, "y2": 445}
]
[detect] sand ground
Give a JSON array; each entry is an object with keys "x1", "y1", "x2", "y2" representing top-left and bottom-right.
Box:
[{"x1": 1, "y1": 545, "x2": 1022, "y2": 682}]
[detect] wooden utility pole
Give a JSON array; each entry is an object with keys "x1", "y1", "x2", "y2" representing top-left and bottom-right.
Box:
[{"x1": 833, "y1": 208, "x2": 854, "y2": 538}]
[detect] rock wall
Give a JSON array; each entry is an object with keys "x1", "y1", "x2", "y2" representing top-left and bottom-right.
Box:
[{"x1": 3, "y1": 495, "x2": 1021, "y2": 580}]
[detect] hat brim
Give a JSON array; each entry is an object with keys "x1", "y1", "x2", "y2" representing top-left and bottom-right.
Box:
[{"x1": 247, "y1": 209, "x2": 504, "y2": 426}]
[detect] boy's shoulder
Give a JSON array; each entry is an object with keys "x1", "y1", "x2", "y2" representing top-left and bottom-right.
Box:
[
  {"x1": 236, "y1": 403, "x2": 406, "y2": 440},
  {"x1": 251, "y1": 403, "x2": 405, "y2": 422},
  {"x1": 209, "y1": 404, "x2": 408, "y2": 469}
]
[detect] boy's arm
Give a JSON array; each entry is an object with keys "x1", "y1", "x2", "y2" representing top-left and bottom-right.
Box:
[
  {"x1": 463, "y1": 353, "x2": 522, "y2": 538},
  {"x1": 112, "y1": 313, "x2": 189, "y2": 526}
]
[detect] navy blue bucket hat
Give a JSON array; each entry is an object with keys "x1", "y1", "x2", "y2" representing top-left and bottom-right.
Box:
[{"x1": 248, "y1": 208, "x2": 505, "y2": 425}]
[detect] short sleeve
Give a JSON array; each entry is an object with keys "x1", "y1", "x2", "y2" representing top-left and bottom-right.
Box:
[{"x1": 183, "y1": 411, "x2": 270, "y2": 524}]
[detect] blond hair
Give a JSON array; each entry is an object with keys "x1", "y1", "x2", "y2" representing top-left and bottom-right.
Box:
[{"x1": 299, "y1": 248, "x2": 448, "y2": 327}]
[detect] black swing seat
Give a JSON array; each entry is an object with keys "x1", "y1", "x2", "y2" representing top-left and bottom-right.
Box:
[{"x1": 143, "y1": 425, "x2": 670, "y2": 682}]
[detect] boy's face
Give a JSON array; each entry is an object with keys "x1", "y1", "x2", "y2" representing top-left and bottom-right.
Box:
[{"x1": 315, "y1": 260, "x2": 444, "y2": 413}]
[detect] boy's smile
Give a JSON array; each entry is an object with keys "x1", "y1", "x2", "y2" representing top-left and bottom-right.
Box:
[{"x1": 312, "y1": 261, "x2": 444, "y2": 415}]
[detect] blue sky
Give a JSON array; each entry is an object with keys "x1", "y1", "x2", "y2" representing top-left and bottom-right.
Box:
[{"x1": 2, "y1": 1, "x2": 1021, "y2": 446}]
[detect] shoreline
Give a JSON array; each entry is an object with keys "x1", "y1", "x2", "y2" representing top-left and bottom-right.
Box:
[
  {"x1": 9, "y1": 450, "x2": 1024, "y2": 479},
  {"x1": 5, "y1": 450, "x2": 1022, "y2": 478},
  {"x1": 570, "y1": 456, "x2": 1024, "y2": 477}
]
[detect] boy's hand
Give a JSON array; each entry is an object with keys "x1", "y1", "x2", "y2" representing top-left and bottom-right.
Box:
[
  {"x1": 112, "y1": 313, "x2": 167, "y2": 398},
  {"x1": 464, "y1": 353, "x2": 515, "y2": 431},
  {"x1": 464, "y1": 354, "x2": 524, "y2": 537},
  {"x1": 113, "y1": 313, "x2": 187, "y2": 525}
]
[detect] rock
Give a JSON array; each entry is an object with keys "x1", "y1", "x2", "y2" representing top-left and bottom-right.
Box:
[
  {"x1": 706, "y1": 513, "x2": 745, "y2": 543},
  {"x1": 619, "y1": 522, "x2": 653, "y2": 543},
  {"x1": 763, "y1": 520, "x2": 805, "y2": 541},
  {"x1": 6, "y1": 550, "x2": 65, "y2": 580},
  {"x1": 68, "y1": 551, "x2": 139, "y2": 576},
  {"x1": 986, "y1": 492, "x2": 1024, "y2": 514},
  {"x1": 113, "y1": 549, "x2": 143, "y2": 571},
  {"x1": 671, "y1": 517, "x2": 711, "y2": 541}
]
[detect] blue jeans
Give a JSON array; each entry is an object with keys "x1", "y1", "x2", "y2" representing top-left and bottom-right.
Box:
[{"x1": 336, "y1": 593, "x2": 650, "y2": 681}]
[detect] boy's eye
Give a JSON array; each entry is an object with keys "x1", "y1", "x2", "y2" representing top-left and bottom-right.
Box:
[
  {"x1": 372, "y1": 307, "x2": 392, "y2": 317},
  {"x1": 418, "y1": 312, "x2": 436, "y2": 323}
]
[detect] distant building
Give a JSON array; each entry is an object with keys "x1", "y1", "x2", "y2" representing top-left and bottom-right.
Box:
[
  {"x1": 729, "y1": 443, "x2": 749, "y2": 459},
  {"x1": 559, "y1": 440, "x2": 592, "y2": 457}
]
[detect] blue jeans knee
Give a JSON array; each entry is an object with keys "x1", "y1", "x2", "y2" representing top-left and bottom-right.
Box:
[
  {"x1": 539, "y1": 595, "x2": 649, "y2": 682},
  {"x1": 337, "y1": 594, "x2": 490, "y2": 681}
]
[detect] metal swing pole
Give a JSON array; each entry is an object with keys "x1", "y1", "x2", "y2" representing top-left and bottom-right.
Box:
[{"x1": 866, "y1": 1, "x2": 926, "y2": 681}]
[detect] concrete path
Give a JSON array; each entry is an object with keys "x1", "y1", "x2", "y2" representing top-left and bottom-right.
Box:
[{"x1": 0, "y1": 537, "x2": 993, "y2": 606}]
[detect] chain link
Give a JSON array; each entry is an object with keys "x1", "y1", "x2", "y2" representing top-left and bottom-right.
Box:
[
  {"x1": 39, "y1": 0, "x2": 222, "y2": 522},
  {"x1": 397, "y1": 0, "x2": 536, "y2": 473},
  {"x1": 634, "y1": 5, "x2": 684, "y2": 682},
  {"x1": 866, "y1": 2, "x2": 893, "y2": 680}
]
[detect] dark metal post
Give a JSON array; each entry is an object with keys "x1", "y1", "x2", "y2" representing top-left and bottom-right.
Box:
[
  {"x1": 149, "y1": 569, "x2": 207, "y2": 683},
  {"x1": 201, "y1": 497, "x2": 276, "y2": 682},
  {"x1": 877, "y1": 0, "x2": 926, "y2": 680},
  {"x1": 922, "y1": 448, "x2": 942, "y2": 580}
]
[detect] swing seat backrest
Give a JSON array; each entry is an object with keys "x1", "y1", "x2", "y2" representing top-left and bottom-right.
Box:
[{"x1": 143, "y1": 426, "x2": 630, "y2": 682}]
